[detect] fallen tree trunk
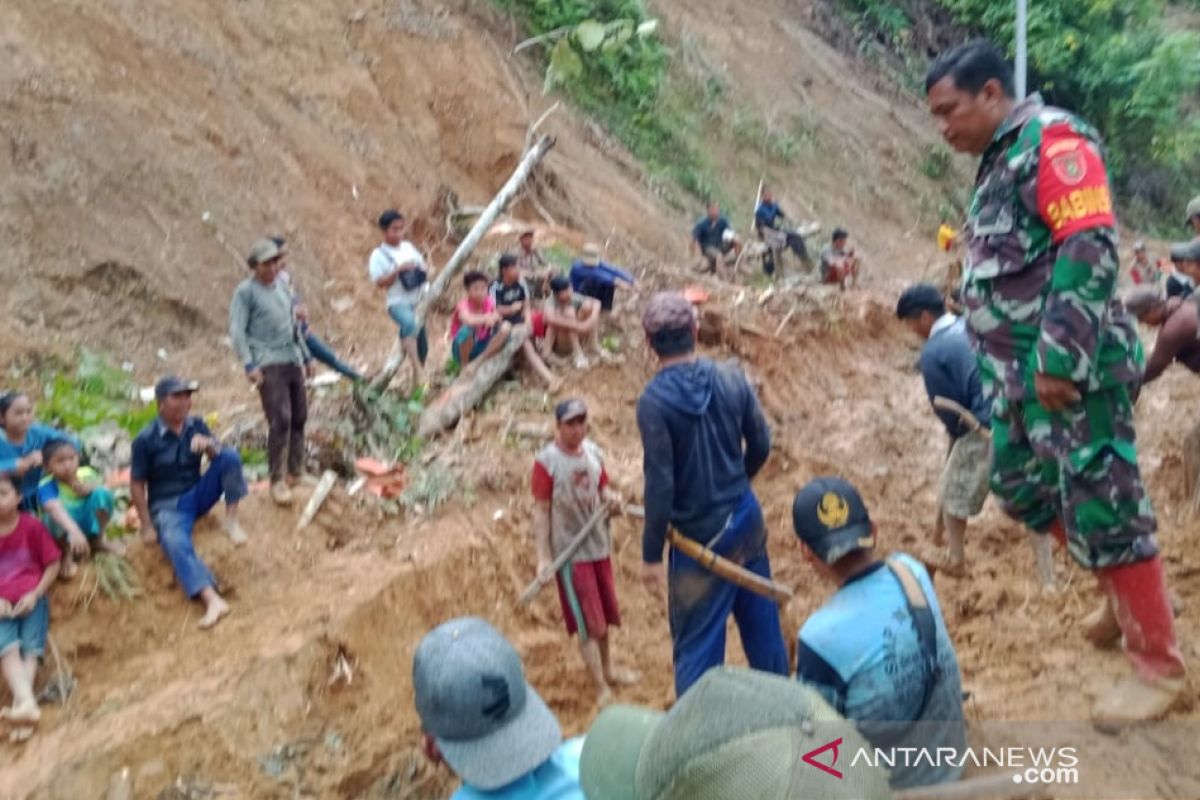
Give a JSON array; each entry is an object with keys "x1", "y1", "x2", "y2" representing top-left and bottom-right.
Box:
[
  {"x1": 417, "y1": 326, "x2": 528, "y2": 438},
  {"x1": 370, "y1": 135, "x2": 557, "y2": 391}
]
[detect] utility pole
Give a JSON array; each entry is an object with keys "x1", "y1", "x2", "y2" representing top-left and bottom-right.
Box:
[{"x1": 1015, "y1": 0, "x2": 1028, "y2": 99}]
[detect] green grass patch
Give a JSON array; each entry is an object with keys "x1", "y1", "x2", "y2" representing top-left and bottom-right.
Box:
[{"x1": 38, "y1": 351, "x2": 157, "y2": 438}]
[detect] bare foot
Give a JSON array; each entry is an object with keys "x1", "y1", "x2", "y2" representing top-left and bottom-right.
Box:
[
  {"x1": 1, "y1": 701, "x2": 41, "y2": 725},
  {"x1": 937, "y1": 555, "x2": 968, "y2": 579},
  {"x1": 198, "y1": 597, "x2": 230, "y2": 630},
  {"x1": 59, "y1": 559, "x2": 78, "y2": 580},
  {"x1": 604, "y1": 668, "x2": 641, "y2": 687},
  {"x1": 548, "y1": 376, "x2": 564, "y2": 394},
  {"x1": 224, "y1": 522, "x2": 248, "y2": 547},
  {"x1": 597, "y1": 686, "x2": 615, "y2": 708}
]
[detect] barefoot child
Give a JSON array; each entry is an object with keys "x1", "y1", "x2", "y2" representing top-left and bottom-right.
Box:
[
  {"x1": 0, "y1": 471, "x2": 61, "y2": 725},
  {"x1": 449, "y1": 271, "x2": 510, "y2": 377},
  {"x1": 37, "y1": 439, "x2": 122, "y2": 579}
]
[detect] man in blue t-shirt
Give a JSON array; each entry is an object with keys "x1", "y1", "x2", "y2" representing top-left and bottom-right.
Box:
[
  {"x1": 754, "y1": 186, "x2": 810, "y2": 272},
  {"x1": 691, "y1": 201, "x2": 741, "y2": 275},
  {"x1": 791, "y1": 476, "x2": 966, "y2": 790},
  {"x1": 414, "y1": 617, "x2": 584, "y2": 800}
]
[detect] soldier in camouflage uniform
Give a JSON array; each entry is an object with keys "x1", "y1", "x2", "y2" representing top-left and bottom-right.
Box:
[{"x1": 926, "y1": 40, "x2": 1185, "y2": 724}]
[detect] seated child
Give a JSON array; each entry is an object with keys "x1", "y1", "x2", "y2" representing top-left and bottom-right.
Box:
[
  {"x1": 450, "y1": 270, "x2": 511, "y2": 376},
  {"x1": 37, "y1": 439, "x2": 122, "y2": 578},
  {"x1": 0, "y1": 470, "x2": 61, "y2": 725}
]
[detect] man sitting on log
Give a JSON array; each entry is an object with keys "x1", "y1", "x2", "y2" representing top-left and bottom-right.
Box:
[{"x1": 489, "y1": 254, "x2": 559, "y2": 391}]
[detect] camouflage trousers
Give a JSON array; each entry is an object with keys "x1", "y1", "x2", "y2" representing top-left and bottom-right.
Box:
[{"x1": 990, "y1": 385, "x2": 1158, "y2": 569}]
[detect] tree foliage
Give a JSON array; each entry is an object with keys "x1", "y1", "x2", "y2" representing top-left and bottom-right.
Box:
[
  {"x1": 496, "y1": 0, "x2": 718, "y2": 201},
  {"x1": 843, "y1": 0, "x2": 1200, "y2": 224}
]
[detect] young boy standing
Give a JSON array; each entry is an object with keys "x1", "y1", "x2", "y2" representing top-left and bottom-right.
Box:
[
  {"x1": 0, "y1": 471, "x2": 61, "y2": 725},
  {"x1": 37, "y1": 439, "x2": 123, "y2": 578}
]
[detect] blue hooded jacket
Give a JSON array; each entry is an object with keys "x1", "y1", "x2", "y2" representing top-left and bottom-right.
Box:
[{"x1": 636, "y1": 358, "x2": 771, "y2": 563}]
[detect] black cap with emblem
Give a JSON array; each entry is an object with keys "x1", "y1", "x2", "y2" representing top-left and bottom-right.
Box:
[{"x1": 791, "y1": 476, "x2": 875, "y2": 565}]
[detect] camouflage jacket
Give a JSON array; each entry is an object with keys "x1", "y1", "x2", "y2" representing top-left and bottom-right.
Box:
[{"x1": 963, "y1": 94, "x2": 1142, "y2": 402}]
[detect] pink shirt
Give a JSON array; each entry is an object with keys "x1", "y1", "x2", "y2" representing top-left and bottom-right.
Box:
[
  {"x1": 450, "y1": 296, "x2": 496, "y2": 339},
  {"x1": 0, "y1": 514, "x2": 61, "y2": 603}
]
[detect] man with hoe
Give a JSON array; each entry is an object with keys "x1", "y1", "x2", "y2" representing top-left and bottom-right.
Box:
[
  {"x1": 531, "y1": 398, "x2": 638, "y2": 705},
  {"x1": 636, "y1": 292, "x2": 788, "y2": 698},
  {"x1": 926, "y1": 39, "x2": 1185, "y2": 722}
]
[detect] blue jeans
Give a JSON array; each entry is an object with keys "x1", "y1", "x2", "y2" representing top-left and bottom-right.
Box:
[
  {"x1": 668, "y1": 490, "x2": 789, "y2": 697},
  {"x1": 0, "y1": 595, "x2": 50, "y2": 657},
  {"x1": 304, "y1": 331, "x2": 362, "y2": 381},
  {"x1": 387, "y1": 303, "x2": 429, "y2": 364},
  {"x1": 150, "y1": 448, "x2": 247, "y2": 598}
]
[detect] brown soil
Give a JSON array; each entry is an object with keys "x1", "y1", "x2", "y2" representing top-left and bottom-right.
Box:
[{"x1": 2, "y1": 0, "x2": 1197, "y2": 798}]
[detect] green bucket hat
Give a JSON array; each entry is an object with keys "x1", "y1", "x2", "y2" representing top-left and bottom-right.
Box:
[{"x1": 580, "y1": 667, "x2": 892, "y2": 800}]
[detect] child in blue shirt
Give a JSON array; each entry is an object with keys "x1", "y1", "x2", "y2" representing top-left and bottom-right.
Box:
[{"x1": 37, "y1": 439, "x2": 121, "y2": 578}]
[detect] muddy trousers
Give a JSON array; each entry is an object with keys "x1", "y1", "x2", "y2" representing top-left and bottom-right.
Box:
[
  {"x1": 668, "y1": 491, "x2": 789, "y2": 697},
  {"x1": 258, "y1": 363, "x2": 308, "y2": 483},
  {"x1": 151, "y1": 449, "x2": 247, "y2": 598}
]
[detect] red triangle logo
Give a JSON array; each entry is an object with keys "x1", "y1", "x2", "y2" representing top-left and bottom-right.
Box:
[{"x1": 802, "y1": 737, "x2": 844, "y2": 780}]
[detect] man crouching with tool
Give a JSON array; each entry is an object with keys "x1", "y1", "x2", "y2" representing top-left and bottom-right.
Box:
[{"x1": 636, "y1": 291, "x2": 789, "y2": 698}]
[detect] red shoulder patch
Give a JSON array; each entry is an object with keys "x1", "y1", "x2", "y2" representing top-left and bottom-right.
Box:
[{"x1": 1037, "y1": 122, "x2": 1115, "y2": 244}]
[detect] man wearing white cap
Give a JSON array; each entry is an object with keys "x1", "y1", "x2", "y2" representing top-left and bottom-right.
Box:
[{"x1": 414, "y1": 616, "x2": 584, "y2": 799}]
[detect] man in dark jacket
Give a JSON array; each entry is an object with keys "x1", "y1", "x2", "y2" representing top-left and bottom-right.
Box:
[{"x1": 636, "y1": 292, "x2": 788, "y2": 697}]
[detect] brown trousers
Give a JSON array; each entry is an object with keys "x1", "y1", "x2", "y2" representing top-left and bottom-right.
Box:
[{"x1": 258, "y1": 363, "x2": 307, "y2": 482}]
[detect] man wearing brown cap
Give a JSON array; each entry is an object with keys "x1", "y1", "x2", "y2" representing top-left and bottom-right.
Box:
[
  {"x1": 636, "y1": 292, "x2": 788, "y2": 697},
  {"x1": 516, "y1": 228, "x2": 552, "y2": 300},
  {"x1": 531, "y1": 398, "x2": 638, "y2": 705},
  {"x1": 229, "y1": 238, "x2": 314, "y2": 506}
]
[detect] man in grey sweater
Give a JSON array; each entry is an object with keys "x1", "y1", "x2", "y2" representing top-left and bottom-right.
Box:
[{"x1": 229, "y1": 238, "x2": 314, "y2": 506}]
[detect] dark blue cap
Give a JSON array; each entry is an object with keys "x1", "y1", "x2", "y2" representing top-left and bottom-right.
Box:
[
  {"x1": 895, "y1": 283, "x2": 945, "y2": 319},
  {"x1": 792, "y1": 477, "x2": 874, "y2": 564},
  {"x1": 154, "y1": 375, "x2": 199, "y2": 400}
]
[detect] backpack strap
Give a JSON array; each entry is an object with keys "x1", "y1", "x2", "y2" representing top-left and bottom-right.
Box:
[{"x1": 885, "y1": 555, "x2": 942, "y2": 721}]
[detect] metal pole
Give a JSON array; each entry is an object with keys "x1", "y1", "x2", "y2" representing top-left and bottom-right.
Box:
[{"x1": 1015, "y1": 0, "x2": 1028, "y2": 99}]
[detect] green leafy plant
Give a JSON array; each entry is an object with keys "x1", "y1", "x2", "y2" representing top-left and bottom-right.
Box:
[
  {"x1": 39, "y1": 351, "x2": 157, "y2": 438},
  {"x1": 918, "y1": 144, "x2": 953, "y2": 180}
]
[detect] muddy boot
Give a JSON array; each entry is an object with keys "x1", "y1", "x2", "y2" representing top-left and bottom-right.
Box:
[
  {"x1": 1092, "y1": 556, "x2": 1187, "y2": 729},
  {"x1": 1031, "y1": 533, "x2": 1057, "y2": 590},
  {"x1": 1082, "y1": 595, "x2": 1121, "y2": 649}
]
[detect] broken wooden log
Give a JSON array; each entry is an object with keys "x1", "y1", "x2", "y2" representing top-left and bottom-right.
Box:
[
  {"x1": 417, "y1": 326, "x2": 528, "y2": 438},
  {"x1": 371, "y1": 135, "x2": 557, "y2": 391},
  {"x1": 297, "y1": 470, "x2": 338, "y2": 531}
]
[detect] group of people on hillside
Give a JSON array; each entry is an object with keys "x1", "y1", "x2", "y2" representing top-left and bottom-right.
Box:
[
  {"x1": 402, "y1": 38, "x2": 1190, "y2": 800},
  {"x1": 367, "y1": 210, "x2": 635, "y2": 391},
  {"x1": 691, "y1": 191, "x2": 861, "y2": 288}
]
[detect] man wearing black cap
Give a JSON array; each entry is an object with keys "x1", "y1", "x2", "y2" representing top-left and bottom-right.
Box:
[
  {"x1": 792, "y1": 476, "x2": 966, "y2": 789},
  {"x1": 130, "y1": 377, "x2": 248, "y2": 629},
  {"x1": 531, "y1": 399, "x2": 636, "y2": 705},
  {"x1": 414, "y1": 616, "x2": 584, "y2": 799},
  {"x1": 896, "y1": 284, "x2": 995, "y2": 578},
  {"x1": 636, "y1": 291, "x2": 788, "y2": 697}
]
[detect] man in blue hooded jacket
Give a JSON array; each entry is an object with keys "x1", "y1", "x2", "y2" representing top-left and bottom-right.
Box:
[{"x1": 636, "y1": 292, "x2": 789, "y2": 697}]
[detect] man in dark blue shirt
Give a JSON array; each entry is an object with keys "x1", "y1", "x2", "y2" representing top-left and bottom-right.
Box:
[
  {"x1": 897, "y1": 284, "x2": 997, "y2": 579},
  {"x1": 753, "y1": 186, "x2": 810, "y2": 273},
  {"x1": 691, "y1": 201, "x2": 741, "y2": 276},
  {"x1": 130, "y1": 376, "x2": 248, "y2": 630},
  {"x1": 636, "y1": 292, "x2": 787, "y2": 696}
]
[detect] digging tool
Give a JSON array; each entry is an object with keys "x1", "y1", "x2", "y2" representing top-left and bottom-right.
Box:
[
  {"x1": 666, "y1": 530, "x2": 793, "y2": 606},
  {"x1": 517, "y1": 505, "x2": 609, "y2": 607},
  {"x1": 622, "y1": 505, "x2": 793, "y2": 605},
  {"x1": 932, "y1": 396, "x2": 991, "y2": 440}
]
